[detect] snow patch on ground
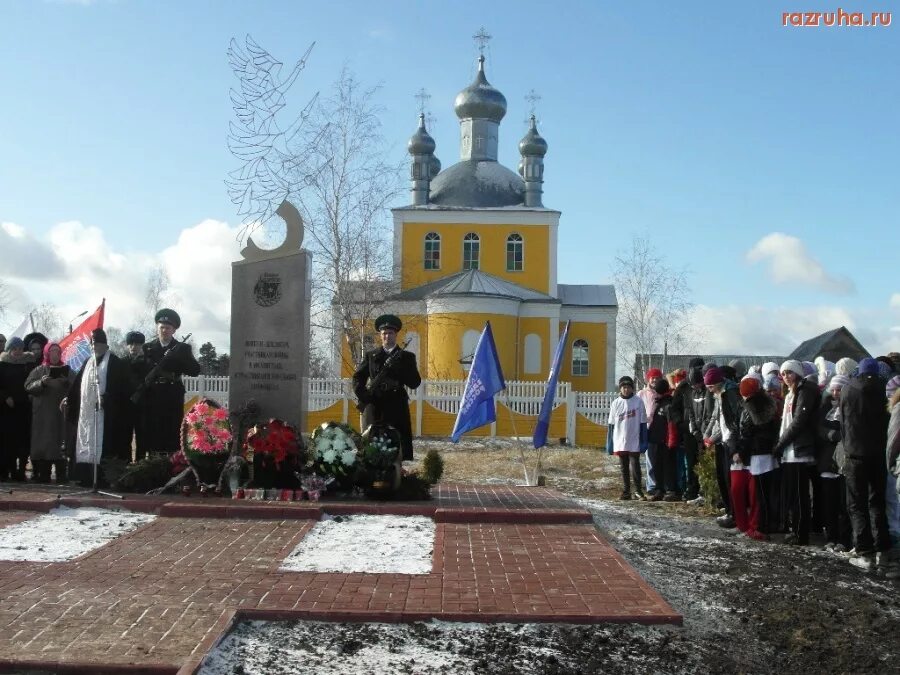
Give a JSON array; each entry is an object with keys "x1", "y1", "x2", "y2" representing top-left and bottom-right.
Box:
[
  {"x1": 280, "y1": 514, "x2": 435, "y2": 575},
  {"x1": 0, "y1": 506, "x2": 155, "y2": 562}
]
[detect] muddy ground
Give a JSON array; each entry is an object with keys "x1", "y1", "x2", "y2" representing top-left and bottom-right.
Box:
[{"x1": 201, "y1": 443, "x2": 900, "y2": 675}]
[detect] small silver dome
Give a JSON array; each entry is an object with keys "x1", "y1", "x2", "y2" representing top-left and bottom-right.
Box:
[
  {"x1": 518, "y1": 115, "x2": 547, "y2": 157},
  {"x1": 407, "y1": 113, "x2": 436, "y2": 155},
  {"x1": 429, "y1": 154, "x2": 441, "y2": 177},
  {"x1": 454, "y1": 56, "x2": 507, "y2": 123}
]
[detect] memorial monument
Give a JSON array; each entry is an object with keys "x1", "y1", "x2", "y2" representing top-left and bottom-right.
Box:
[{"x1": 229, "y1": 200, "x2": 311, "y2": 430}]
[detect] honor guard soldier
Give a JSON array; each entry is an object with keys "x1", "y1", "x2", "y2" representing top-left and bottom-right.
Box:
[
  {"x1": 139, "y1": 309, "x2": 201, "y2": 455},
  {"x1": 352, "y1": 314, "x2": 422, "y2": 461}
]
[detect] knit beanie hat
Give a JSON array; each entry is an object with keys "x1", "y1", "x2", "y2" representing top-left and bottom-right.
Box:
[
  {"x1": 670, "y1": 368, "x2": 687, "y2": 385},
  {"x1": 618, "y1": 375, "x2": 635, "y2": 389},
  {"x1": 689, "y1": 368, "x2": 704, "y2": 386},
  {"x1": 739, "y1": 377, "x2": 761, "y2": 398},
  {"x1": 834, "y1": 357, "x2": 858, "y2": 376},
  {"x1": 7, "y1": 337, "x2": 24, "y2": 351},
  {"x1": 829, "y1": 374, "x2": 850, "y2": 392},
  {"x1": 815, "y1": 357, "x2": 835, "y2": 387},
  {"x1": 728, "y1": 359, "x2": 748, "y2": 380},
  {"x1": 702, "y1": 362, "x2": 718, "y2": 375},
  {"x1": 780, "y1": 360, "x2": 805, "y2": 377},
  {"x1": 877, "y1": 361, "x2": 893, "y2": 380},
  {"x1": 703, "y1": 367, "x2": 724, "y2": 386},
  {"x1": 720, "y1": 365, "x2": 737, "y2": 382},
  {"x1": 761, "y1": 361, "x2": 779, "y2": 378},
  {"x1": 858, "y1": 357, "x2": 879, "y2": 376},
  {"x1": 653, "y1": 378, "x2": 671, "y2": 395},
  {"x1": 645, "y1": 368, "x2": 663, "y2": 381},
  {"x1": 688, "y1": 357, "x2": 705, "y2": 369},
  {"x1": 802, "y1": 361, "x2": 817, "y2": 381},
  {"x1": 886, "y1": 375, "x2": 900, "y2": 400},
  {"x1": 764, "y1": 374, "x2": 781, "y2": 392}
]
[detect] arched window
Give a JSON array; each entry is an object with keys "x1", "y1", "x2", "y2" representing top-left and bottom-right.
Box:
[
  {"x1": 463, "y1": 232, "x2": 480, "y2": 270},
  {"x1": 461, "y1": 329, "x2": 480, "y2": 371},
  {"x1": 424, "y1": 232, "x2": 440, "y2": 270},
  {"x1": 506, "y1": 233, "x2": 523, "y2": 272},
  {"x1": 572, "y1": 339, "x2": 589, "y2": 376},
  {"x1": 524, "y1": 333, "x2": 541, "y2": 374}
]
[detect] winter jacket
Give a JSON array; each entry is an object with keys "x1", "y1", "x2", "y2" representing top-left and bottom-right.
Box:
[
  {"x1": 888, "y1": 403, "x2": 900, "y2": 477},
  {"x1": 737, "y1": 392, "x2": 779, "y2": 465},
  {"x1": 648, "y1": 393, "x2": 679, "y2": 448},
  {"x1": 839, "y1": 374, "x2": 889, "y2": 460},
  {"x1": 815, "y1": 392, "x2": 844, "y2": 475},
  {"x1": 703, "y1": 380, "x2": 742, "y2": 449},
  {"x1": 25, "y1": 364, "x2": 74, "y2": 462},
  {"x1": 668, "y1": 380, "x2": 692, "y2": 431},
  {"x1": 688, "y1": 385, "x2": 707, "y2": 442},
  {"x1": 773, "y1": 378, "x2": 820, "y2": 459}
]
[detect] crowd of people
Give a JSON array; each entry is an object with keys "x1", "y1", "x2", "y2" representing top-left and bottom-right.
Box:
[
  {"x1": 607, "y1": 354, "x2": 900, "y2": 578},
  {"x1": 0, "y1": 309, "x2": 201, "y2": 487}
]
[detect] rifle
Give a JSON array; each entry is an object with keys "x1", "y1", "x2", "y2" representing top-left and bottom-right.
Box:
[
  {"x1": 356, "y1": 339, "x2": 411, "y2": 413},
  {"x1": 131, "y1": 333, "x2": 192, "y2": 404}
]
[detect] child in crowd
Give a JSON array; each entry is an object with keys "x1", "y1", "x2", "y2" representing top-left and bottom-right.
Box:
[
  {"x1": 638, "y1": 368, "x2": 664, "y2": 494},
  {"x1": 817, "y1": 374, "x2": 852, "y2": 553},
  {"x1": 702, "y1": 367, "x2": 742, "y2": 528},
  {"x1": 737, "y1": 376, "x2": 780, "y2": 540},
  {"x1": 607, "y1": 376, "x2": 648, "y2": 500},
  {"x1": 647, "y1": 378, "x2": 679, "y2": 501}
]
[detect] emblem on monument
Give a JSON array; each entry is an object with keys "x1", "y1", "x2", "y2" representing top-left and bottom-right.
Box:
[{"x1": 253, "y1": 272, "x2": 282, "y2": 307}]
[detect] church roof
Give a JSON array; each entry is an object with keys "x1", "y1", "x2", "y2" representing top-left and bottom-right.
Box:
[
  {"x1": 558, "y1": 284, "x2": 617, "y2": 307},
  {"x1": 787, "y1": 326, "x2": 871, "y2": 362},
  {"x1": 390, "y1": 269, "x2": 558, "y2": 303},
  {"x1": 427, "y1": 159, "x2": 526, "y2": 208}
]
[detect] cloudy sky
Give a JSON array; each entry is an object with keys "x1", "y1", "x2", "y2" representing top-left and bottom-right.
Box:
[{"x1": 1, "y1": 1, "x2": 898, "y2": 358}]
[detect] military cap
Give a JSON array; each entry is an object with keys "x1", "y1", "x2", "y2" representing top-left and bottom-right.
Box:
[
  {"x1": 154, "y1": 308, "x2": 181, "y2": 329},
  {"x1": 374, "y1": 314, "x2": 402, "y2": 331},
  {"x1": 125, "y1": 331, "x2": 146, "y2": 345}
]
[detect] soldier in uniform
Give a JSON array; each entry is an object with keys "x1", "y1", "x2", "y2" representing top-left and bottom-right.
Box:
[
  {"x1": 140, "y1": 309, "x2": 201, "y2": 455},
  {"x1": 124, "y1": 331, "x2": 151, "y2": 462},
  {"x1": 352, "y1": 314, "x2": 422, "y2": 461}
]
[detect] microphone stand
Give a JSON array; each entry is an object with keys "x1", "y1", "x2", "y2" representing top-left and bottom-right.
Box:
[{"x1": 69, "y1": 351, "x2": 123, "y2": 500}]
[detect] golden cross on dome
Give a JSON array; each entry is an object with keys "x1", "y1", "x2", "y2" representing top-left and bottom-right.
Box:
[{"x1": 473, "y1": 27, "x2": 492, "y2": 55}]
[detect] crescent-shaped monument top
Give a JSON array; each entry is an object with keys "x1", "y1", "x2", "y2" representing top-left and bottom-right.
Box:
[{"x1": 240, "y1": 200, "x2": 305, "y2": 261}]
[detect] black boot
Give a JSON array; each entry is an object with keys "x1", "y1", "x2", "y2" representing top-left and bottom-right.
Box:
[
  {"x1": 54, "y1": 460, "x2": 68, "y2": 484},
  {"x1": 619, "y1": 455, "x2": 632, "y2": 500}
]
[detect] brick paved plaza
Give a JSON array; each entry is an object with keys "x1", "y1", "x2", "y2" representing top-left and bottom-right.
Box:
[{"x1": 0, "y1": 484, "x2": 680, "y2": 673}]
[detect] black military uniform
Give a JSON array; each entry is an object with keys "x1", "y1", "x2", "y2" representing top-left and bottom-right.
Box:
[
  {"x1": 141, "y1": 309, "x2": 201, "y2": 455},
  {"x1": 124, "y1": 331, "x2": 152, "y2": 462},
  {"x1": 352, "y1": 314, "x2": 421, "y2": 461}
]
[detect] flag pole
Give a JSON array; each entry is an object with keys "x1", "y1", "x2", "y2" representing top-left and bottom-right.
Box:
[{"x1": 499, "y1": 390, "x2": 536, "y2": 486}]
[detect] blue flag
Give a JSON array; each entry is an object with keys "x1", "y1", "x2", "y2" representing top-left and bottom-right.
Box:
[
  {"x1": 533, "y1": 320, "x2": 570, "y2": 449},
  {"x1": 451, "y1": 322, "x2": 506, "y2": 442}
]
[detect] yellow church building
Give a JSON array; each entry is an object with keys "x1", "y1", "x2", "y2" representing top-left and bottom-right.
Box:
[{"x1": 340, "y1": 53, "x2": 617, "y2": 393}]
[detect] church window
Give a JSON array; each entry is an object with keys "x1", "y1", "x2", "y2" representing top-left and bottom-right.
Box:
[
  {"x1": 524, "y1": 333, "x2": 541, "y2": 374},
  {"x1": 463, "y1": 233, "x2": 480, "y2": 270},
  {"x1": 424, "y1": 232, "x2": 441, "y2": 270},
  {"x1": 506, "y1": 233, "x2": 523, "y2": 271},
  {"x1": 572, "y1": 339, "x2": 589, "y2": 376},
  {"x1": 461, "y1": 329, "x2": 480, "y2": 372}
]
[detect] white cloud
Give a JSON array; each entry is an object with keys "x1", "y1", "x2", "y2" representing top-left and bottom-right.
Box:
[
  {"x1": 746, "y1": 232, "x2": 854, "y2": 294},
  {"x1": 1, "y1": 219, "x2": 241, "y2": 353},
  {"x1": 890, "y1": 293, "x2": 900, "y2": 310}
]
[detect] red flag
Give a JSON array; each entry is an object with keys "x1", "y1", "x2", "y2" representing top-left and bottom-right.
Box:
[{"x1": 58, "y1": 300, "x2": 105, "y2": 372}]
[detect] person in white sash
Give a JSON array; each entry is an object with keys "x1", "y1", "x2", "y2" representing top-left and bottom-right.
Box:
[{"x1": 62, "y1": 329, "x2": 133, "y2": 486}]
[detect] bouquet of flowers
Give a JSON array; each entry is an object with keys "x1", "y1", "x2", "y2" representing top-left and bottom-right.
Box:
[
  {"x1": 309, "y1": 422, "x2": 361, "y2": 487},
  {"x1": 300, "y1": 473, "x2": 332, "y2": 501},
  {"x1": 360, "y1": 423, "x2": 402, "y2": 496},
  {"x1": 362, "y1": 433, "x2": 400, "y2": 471},
  {"x1": 245, "y1": 419, "x2": 303, "y2": 468},
  {"x1": 182, "y1": 399, "x2": 232, "y2": 460}
]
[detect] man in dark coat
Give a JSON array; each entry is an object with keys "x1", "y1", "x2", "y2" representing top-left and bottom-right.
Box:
[
  {"x1": 0, "y1": 337, "x2": 38, "y2": 480},
  {"x1": 840, "y1": 357, "x2": 891, "y2": 571},
  {"x1": 139, "y1": 309, "x2": 201, "y2": 455},
  {"x1": 65, "y1": 329, "x2": 135, "y2": 485},
  {"x1": 352, "y1": 314, "x2": 422, "y2": 461},
  {"x1": 123, "y1": 331, "x2": 152, "y2": 462}
]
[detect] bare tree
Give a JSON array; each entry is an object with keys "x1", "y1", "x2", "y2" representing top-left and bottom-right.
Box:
[
  {"x1": 142, "y1": 265, "x2": 170, "y2": 334},
  {"x1": 613, "y1": 236, "x2": 695, "y2": 385},
  {"x1": 0, "y1": 279, "x2": 9, "y2": 322},
  {"x1": 31, "y1": 302, "x2": 62, "y2": 338}
]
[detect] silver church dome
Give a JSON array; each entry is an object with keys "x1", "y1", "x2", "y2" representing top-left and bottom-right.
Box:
[
  {"x1": 407, "y1": 114, "x2": 436, "y2": 155},
  {"x1": 454, "y1": 56, "x2": 507, "y2": 123}
]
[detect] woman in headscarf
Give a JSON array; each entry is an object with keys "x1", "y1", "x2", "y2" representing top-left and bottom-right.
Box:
[{"x1": 25, "y1": 342, "x2": 74, "y2": 483}]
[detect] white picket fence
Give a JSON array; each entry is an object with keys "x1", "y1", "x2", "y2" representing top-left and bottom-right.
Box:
[{"x1": 184, "y1": 376, "x2": 616, "y2": 443}]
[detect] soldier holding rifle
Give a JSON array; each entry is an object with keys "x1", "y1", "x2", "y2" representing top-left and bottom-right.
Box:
[
  {"x1": 352, "y1": 315, "x2": 421, "y2": 460},
  {"x1": 140, "y1": 309, "x2": 201, "y2": 455}
]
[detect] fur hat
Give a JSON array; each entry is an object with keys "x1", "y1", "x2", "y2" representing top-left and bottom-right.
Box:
[
  {"x1": 739, "y1": 377, "x2": 761, "y2": 398},
  {"x1": 23, "y1": 332, "x2": 49, "y2": 351},
  {"x1": 834, "y1": 357, "x2": 858, "y2": 376},
  {"x1": 125, "y1": 331, "x2": 145, "y2": 345},
  {"x1": 703, "y1": 367, "x2": 724, "y2": 386},
  {"x1": 780, "y1": 360, "x2": 805, "y2": 377},
  {"x1": 618, "y1": 375, "x2": 635, "y2": 389},
  {"x1": 858, "y1": 357, "x2": 879, "y2": 376},
  {"x1": 814, "y1": 357, "x2": 835, "y2": 387},
  {"x1": 829, "y1": 374, "x2": 850, "y2": 392}
]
